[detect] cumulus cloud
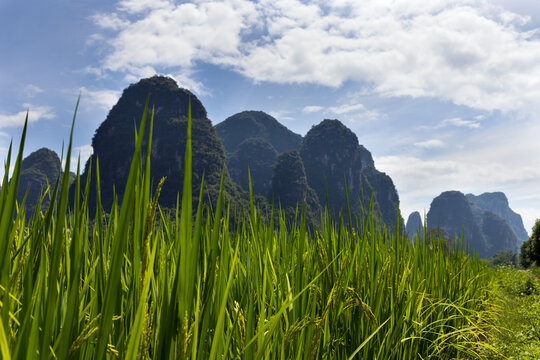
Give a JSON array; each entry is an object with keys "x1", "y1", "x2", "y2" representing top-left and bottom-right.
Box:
[
  {"x1": 438, "y1": 117, "x2": 482, "y2": 129},
  {"x1": 328, "y1": 103, "x2": 366, "y2": 115},
  {"x1": 79, "y1": 87, "x2": 121, "y2": 111},
  {"x1": 0, "y1": 105, "x2": 55, "y2": 128},
  {"x1": 414, "y1": 139, "x2": 447, "y2": 149},
  {"x1": 91, "y1": 0, "x2": 540, "y2": 113},
  {"x1": 23, "y1": 84, "x2": 44, "y2": 98},
  {"x1": 268, "y1": 110, "x2": 295, "y2": 122},
  {"x1": 91, "y1": 13, "x2": 129, "y2": 30},
  {"x1": 70, "y1": 144, "x2": 94, "y2": 171},
  {"x1": 376, "y1": 152, "x2": 540, "y2": 233},
  {"x1": 302, "y1": 102, "x2": 380, "y2": 121},
  {"x1": 302, "y1": 105, "x2": 323, "y2": 113}
]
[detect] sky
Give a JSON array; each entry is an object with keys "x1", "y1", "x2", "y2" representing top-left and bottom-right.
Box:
[{"x1": 1, "y1": 0, "x2": 539, "y2": 233}]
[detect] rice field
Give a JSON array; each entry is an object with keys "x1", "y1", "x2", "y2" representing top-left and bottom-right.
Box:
[{"x1": 0, "y1": 100, "x2": 497, "y2": 359}]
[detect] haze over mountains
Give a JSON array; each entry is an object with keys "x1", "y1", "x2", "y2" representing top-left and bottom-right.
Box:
[{"x1": 15, "y1": 76, "x2": 530, "y2": 257}]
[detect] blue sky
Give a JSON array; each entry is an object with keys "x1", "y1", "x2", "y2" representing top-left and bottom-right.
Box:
[{"x1": 1, "y1": 0, "x2": 539, "y2": 233}]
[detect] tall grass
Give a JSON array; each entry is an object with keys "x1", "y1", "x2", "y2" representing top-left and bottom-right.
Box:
[{"x1": 0, "y1": 101, "x2": 496, "y2": 359}]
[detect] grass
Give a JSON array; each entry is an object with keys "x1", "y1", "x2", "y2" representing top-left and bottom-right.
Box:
[
  {"x1": 485, "y1": 266, "x2": 540, "y2": 359},
  {"x1": 0, "y1": 101, "x2": 499, "y2": 359}
]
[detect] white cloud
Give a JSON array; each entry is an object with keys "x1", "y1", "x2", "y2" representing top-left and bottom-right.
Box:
[
  {"x1": 92, "y1": 0, "x2": 540, "y2": 114},
  {"x1": 92, "y1": 13, "x2": 129, "y2": 30},
  {"x1": 438, "y1": 117, "x2": 481, "y2": 129},
  {"x1": 0, "y1": 104, "x2": 55, "y2": 128},
  {"x1": 23, "y1": 84, "x2": 44, "y2": 98},
  {"x1": 474, "y1": 114, "x2": 486, "y2": 121},
  {"x1": 70, "y1": 144, "x2": 94, "y2": 172},
  {"x1": 118, "y1": 0, "x2": 171, "y2": 14},
  {"x1": 414, "y1": 139, "x2": 447, "y2": 149},
  {"x1": 79, "y1": 87, "x2": 121, "y2": 111},
  {"x1": 268, "y1": 110, "x2": 295, "y2": 122},
  {"x1": 169, "y1": 72, "x2": 208, "y2": 96},
  {"x1": 302, "y1": 105, "x2": 323, "y2": 113},
  {"x1": 513, "y1": 207, "x2": 538, "y2": 236},
  {"x1": 376, "y1": 149, "x2": 540, "y2": 236},
  {"x1": 328, "y1": 103, "x2": 366, "y2": 115}
]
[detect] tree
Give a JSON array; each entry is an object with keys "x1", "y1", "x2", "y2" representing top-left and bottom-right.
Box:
[
  {"x1": 520, "y1": 219, "x2": 540, "y2": 268},
  {"x1": 490, "y1": 251, "x2": 517, "y2": 267}
]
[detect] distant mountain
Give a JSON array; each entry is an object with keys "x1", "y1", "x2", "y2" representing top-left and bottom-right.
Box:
[
  {"x1": 299, "y1": 119, "x2": 401, "y2": 229},
  {"x1": 72, "y1": 76, "x2": 239, "y2": 213},
  {"x1": 481, "y1": 211, "x2": 519, "y2": 254},
  {"x1": 215, "y1": 111, "x2": 302, "y2": 154},
  {"x1": 427, "y1": 191, "x2": 519, "y2": 257},
  {"x1": 427, "y1": 191, "x2": 488, "y2": 256},
  {"x1": 466, "y1": 192, "x2": 528, "y2": 247},
  {"x1": 268, "y1": 150, "x2": 321, "y2": 226},
  {"x1": 227, "y1": 137, "x2": 278, "y2": 196},
  {"x1": 17, "y1": 148, "x2": 61, "y2": 216},
  {"x1": 406, "y1": 211, "x2": 423, "y2": 240}
]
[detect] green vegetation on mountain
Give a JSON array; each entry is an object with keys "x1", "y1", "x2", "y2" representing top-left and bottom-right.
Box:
[
  {"x1": 73, "y1": 76, "x2": 239, "y2": 212},
  {"x1": 215, "y1": 110, "x2": 302, "y2": 154},
  {"x1": 227, "y1": 137, "x2": 278, "y2": 196},
  {"x1": 360, "y1": 165, "x2": 403, "y2": 229},
  {"x1": 268, "y1": 150, "x2": 321, "y2": 226},
  {"x1": 520, "y1": 219, "x2": 540, "y2": 268},
  {"x1": 17, "y1": 148, "x2": 62, "y2": 216},
  {"x1": 300, "y1": 119, "x2": 401, "y2": 229}
]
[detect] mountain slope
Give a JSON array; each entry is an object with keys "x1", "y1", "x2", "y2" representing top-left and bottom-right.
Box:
[
  {"x1": 215, "y1": 111, "x2": 302, "y2": 154},
  {"x1": 299, "y1": 119, "x2": 401, "y2": 228},
  {"x1": 73, "y1": 76, "x2": 239, "y2": 213},
  {"x1": 466, "y1": 192, "x2": 528, "y2": 246},
  {"x1": 17, "y1": 148, "x2": 62, "y2": 217}
]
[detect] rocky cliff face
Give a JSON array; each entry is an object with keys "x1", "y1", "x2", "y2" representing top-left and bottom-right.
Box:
[
  {"x1": 466, "y1": 192, "x2": 528, "y2": 246},
  {"x1": 18, "y1": 148, "x2": 62, "y2": 216},
  {"x1": 299, "y1": 119, "x2": 401, "y2": 229},
  {"x1": 427, "y1": 191, "x2": 521, "y2": 257},
  {"x1": 215, "y1": 111, "x2": 302, "y2": 154},
  {"x1": 73, "y1": 76, "x2": 238, "y2": 213},
  {"x1": 268, "y1": 150, "x2": 321, "y2": 226},
  {"x1": 406, "y1": 211, "x2": 423, "y2": 240}
]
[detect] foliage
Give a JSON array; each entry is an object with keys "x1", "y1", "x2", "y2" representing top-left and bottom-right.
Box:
[
  {"x1": 227, "y1": 137, "x2": 278, "y2": 196},
  {"x1": 299, "y1": 119, "x2": 401, "y2": 229},
  {"x1": 360, "y1": 165, "x2": 403, "y2": 230},
  {"x1": 489, "y1": 251, "x2": 517, "y2": 267},
  {"x1": 520, "y1": 219, "x2": 540, "y2": 268},
  {"x1": 268, "y1": 150, "x2": 321, "y2": 226},
  {"x1": 0, "y1": 104, "x2": 498, "y2": 359},
  {"x1": 485, "y1": 267, "x2": 540, "y2": 359}
]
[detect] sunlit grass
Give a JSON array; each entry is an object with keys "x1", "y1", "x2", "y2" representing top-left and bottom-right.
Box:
[{"x1": 0, "y1": 100, "x2": 497, "y2": 359}]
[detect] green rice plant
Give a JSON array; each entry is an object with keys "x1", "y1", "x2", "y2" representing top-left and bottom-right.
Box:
[{"x1": 0, "y1": 100, "x2": 498, "y2": 359}]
